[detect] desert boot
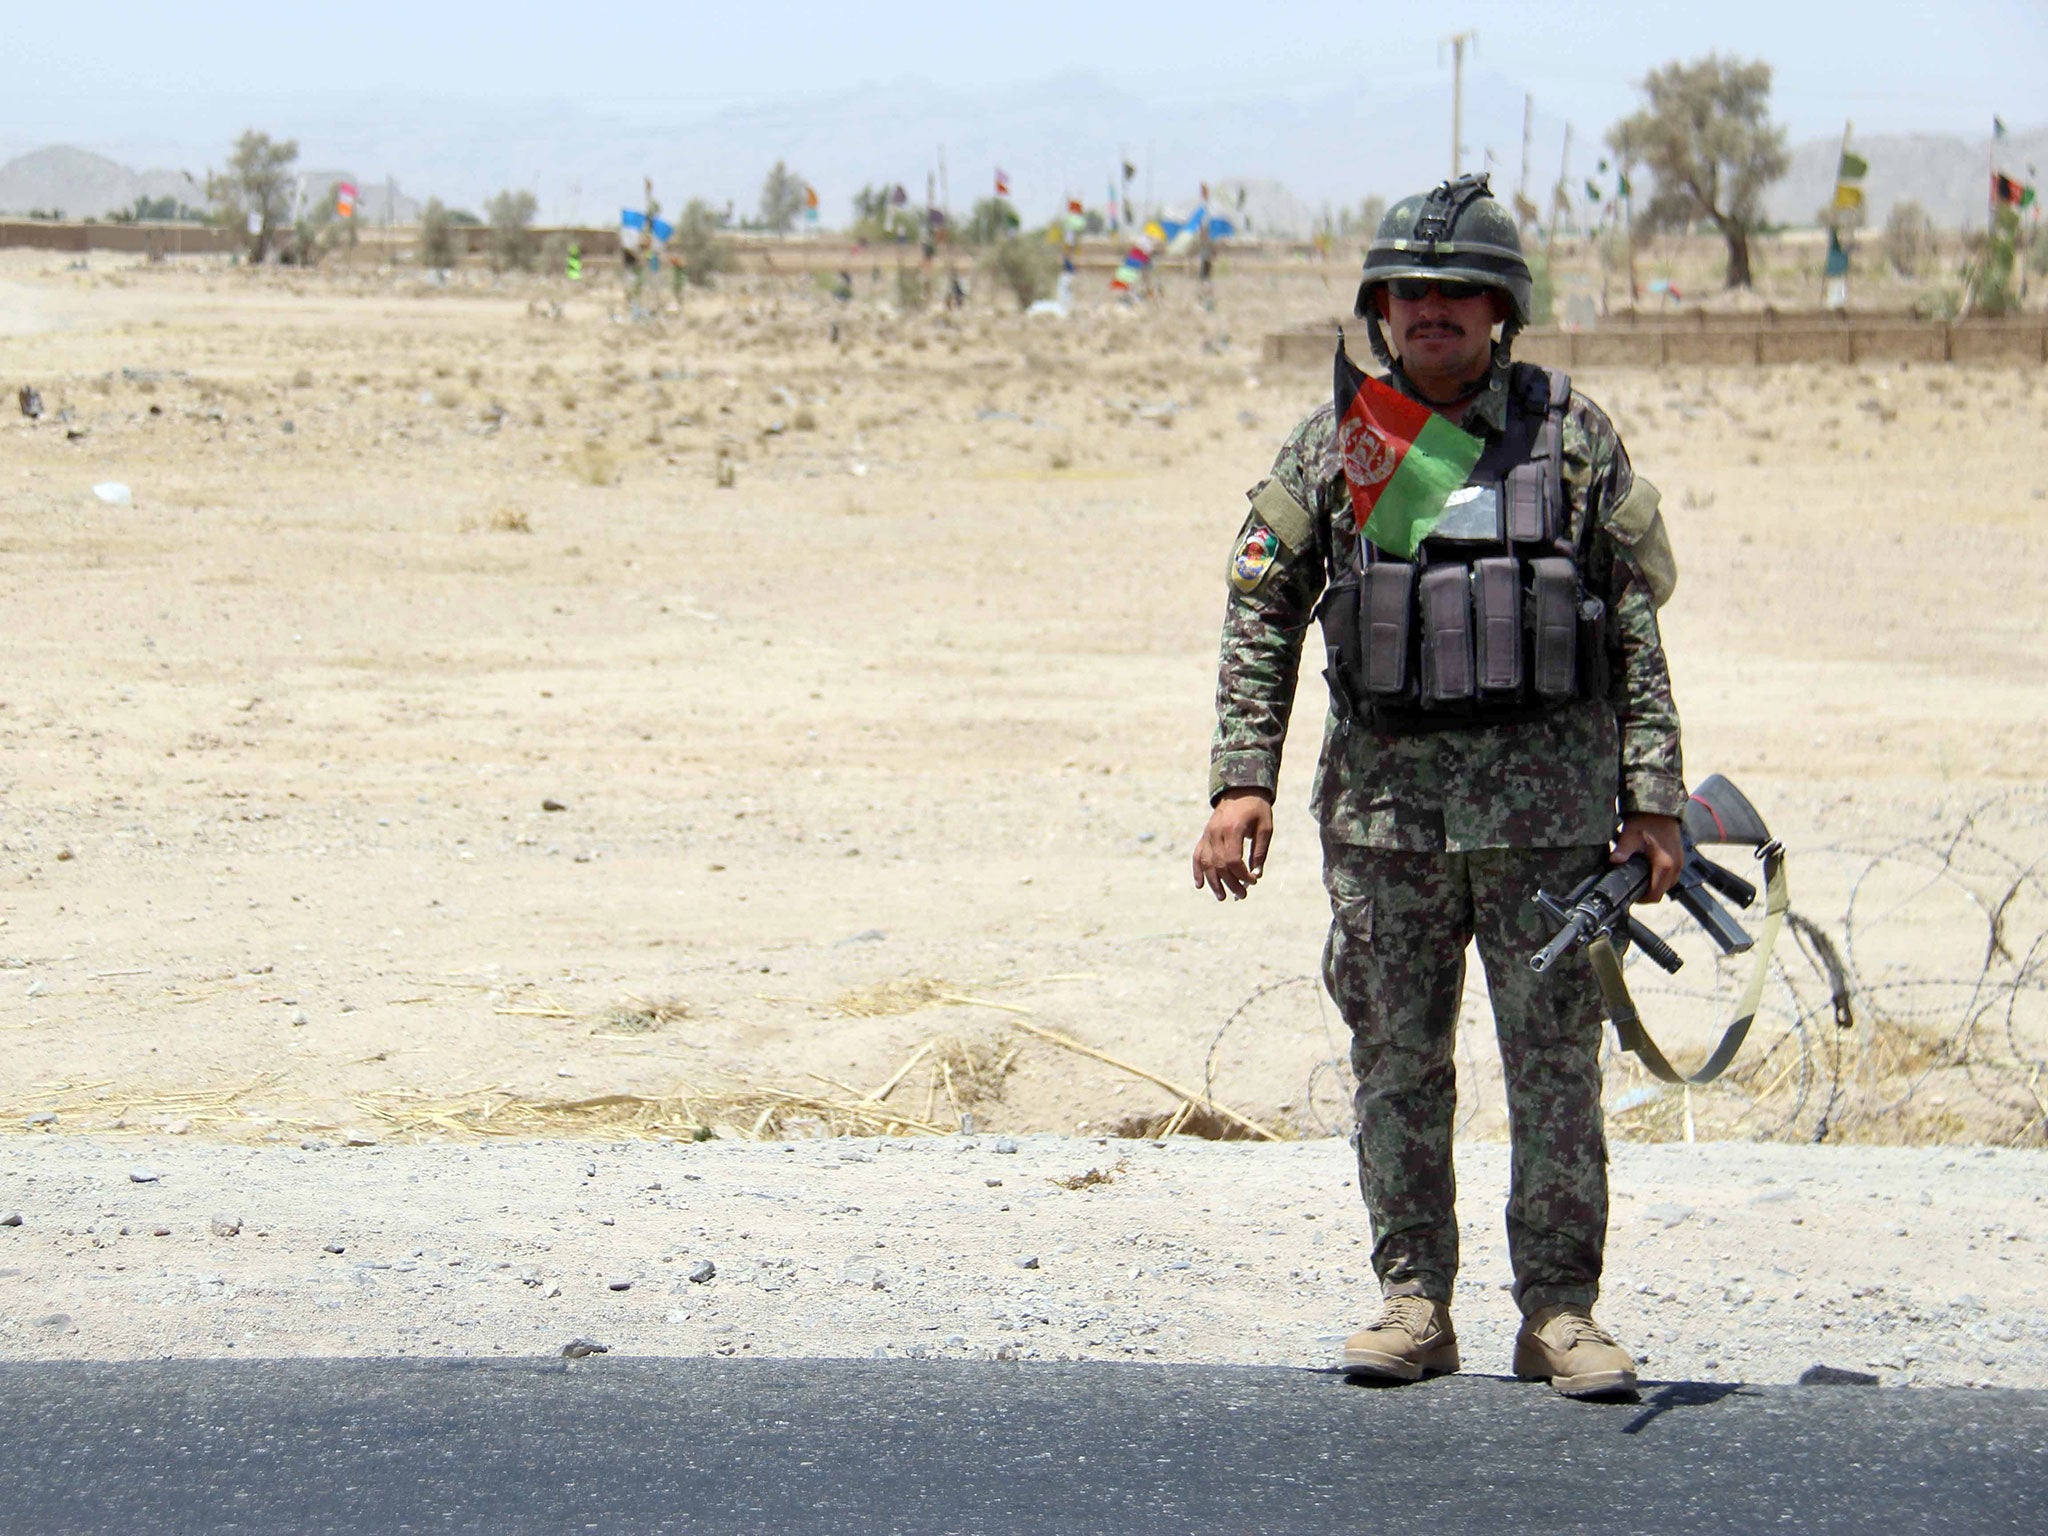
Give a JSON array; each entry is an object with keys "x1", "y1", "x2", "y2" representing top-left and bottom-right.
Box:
[
  {"x1": 1338, "y1": 1295, "x2": 1459, "y2": 1381},
  {"x1": 1513, "y1": 1304, "x2": 1639, "y2": 1398}
]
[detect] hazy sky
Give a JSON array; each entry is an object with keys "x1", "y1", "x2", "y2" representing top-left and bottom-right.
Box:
[{"x1": 9, "y1": 0, "x2": 2043, "y2": 142}]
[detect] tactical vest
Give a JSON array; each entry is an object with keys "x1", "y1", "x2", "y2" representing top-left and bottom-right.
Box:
[{"x1": 1316, "y1": 363, "x2": 1607, "y2": 733}]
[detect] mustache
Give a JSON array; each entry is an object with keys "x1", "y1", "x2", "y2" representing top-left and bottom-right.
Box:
[{"x1": 1403, "y1": 319, "x2": 1466, "y2": 338}]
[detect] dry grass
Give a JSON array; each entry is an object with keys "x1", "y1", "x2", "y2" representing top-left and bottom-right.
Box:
[
  {"x1": 591, "y1": 994, "x2": 690, "y2": 1036},
  {"x1": 488, "y1": 505, "x2": 532, "y2": 533},
  {"x1": 833, "y1": 976, "x2": 961, "y2": 1018},
  {"x1": 0, "y1": 1074, "x2": 312, "y2": 1138},
  {"x1": 355, "y1": 1078, "x2": 954, "y2": 1142}
]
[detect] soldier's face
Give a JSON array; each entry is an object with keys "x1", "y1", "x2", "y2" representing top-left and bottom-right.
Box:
[{"x1": 1379, "y1": 284, "x2": 1504, "y2": 381}]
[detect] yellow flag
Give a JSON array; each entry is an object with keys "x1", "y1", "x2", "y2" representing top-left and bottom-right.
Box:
[{"x1": 1833, "y1": 183, "x2": 1865, "y2": 211}]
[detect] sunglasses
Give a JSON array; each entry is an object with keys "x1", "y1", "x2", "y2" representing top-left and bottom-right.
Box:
[{"x1": 1386, "y1": 277, "x2": 1491, "y2": 302}]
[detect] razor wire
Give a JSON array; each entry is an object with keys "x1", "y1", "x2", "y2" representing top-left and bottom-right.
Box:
[{"x1": 1204, "y1": 789, "x2": 2048, "y2": 1145}]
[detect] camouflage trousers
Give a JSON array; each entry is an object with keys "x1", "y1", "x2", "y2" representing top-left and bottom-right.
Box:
[{"x1": 1321, "y1": 839, "x2": 1611, "y2": 1318}]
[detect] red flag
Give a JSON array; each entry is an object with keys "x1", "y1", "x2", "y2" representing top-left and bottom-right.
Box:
[
  {"x1": 1334, "y1": 342, "x2": 1484, "y2": 556},
  {"x1": 1994, "y1": 172, "x2": 2027, "y2": 207},
  {"x1": 1066, "y1": 197, "x2": 1084, "y2": 216},
  {"x1": 995, "y1": 169, "x2": 1010, "y2": 197}
]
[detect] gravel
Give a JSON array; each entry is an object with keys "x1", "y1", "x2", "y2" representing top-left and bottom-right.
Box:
[{"x1": 0, "y1": 1136, "x2": 2042, "y2": 1388}]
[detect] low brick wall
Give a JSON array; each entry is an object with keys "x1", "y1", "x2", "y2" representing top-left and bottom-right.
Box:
[
  {"x1": 1264, "y1": 318, "x2": 2048, "y2": 370},
  {"x1": 0, "y1": 220, "x2": 240, "y2": 255}
]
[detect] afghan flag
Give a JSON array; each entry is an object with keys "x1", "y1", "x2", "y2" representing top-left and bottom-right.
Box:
[
  {"x1": 1993, "y1": 172, "x2": 2036, "y2": 208},
  {"x1": 1334, "y1": 339, "x2": 1484, "y2": 559}
]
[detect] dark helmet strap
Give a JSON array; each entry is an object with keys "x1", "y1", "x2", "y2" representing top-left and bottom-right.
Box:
[{"x1": 1364, "y1": 307, "x2": 1396, "y2": 369}]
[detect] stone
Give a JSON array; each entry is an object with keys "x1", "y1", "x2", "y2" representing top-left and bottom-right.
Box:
[
  {"x1": 1799, "y1": 1364, "x2": 1879, "y2": 1386},
  {"x1": 560, "y1": 1337, "x2": 609, "y2": 1358},
  {"x1": 1014, "y1": 1255, "x2": 1040, "y2": 1270},
  {"x1": 129, "y1": 1168, "x2": 161, "y2": 1184},
  {"x1": 24, "y1": 1112, "x2": 56, "y2": 1128},
  {"x1": 210, "y1": 1214, "x2": 243, "y2": 1237},
  {"x1": 1, "y1": 1212, "x2": 21, "y2": 1227},
  {"x1": 994, "y1": 1137, "x2": 1019, "y2": 1155},
  {"x1": 342, "y1": 1130, "x2": 379, "y2": 1147},
  {"x1": 687, "y1": 1260, "x2": 716, "y2": 1284},
  {"x1": 608, "y1": 1277, "x2": 633, "y2": 1292},
  {"x1": 841, "y1": 1260, "x2": 886, "y2": 1290},
  {"x1": 323, "y1": 1243, "x2": 346, "y2": 1255},
  {"x1": 33, "y1": 1313, "x2": 71, "y2": 1330},
  {"x1": 542, "y1": 799, "x2": 567, "y2": 812},
  {"x1": 1645, "y1": 1202, "x2": 1694, "y2": 1228}
]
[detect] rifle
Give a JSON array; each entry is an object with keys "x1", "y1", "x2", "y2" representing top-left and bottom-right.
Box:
[{"x1": 1528, "y1": 775, "x2": 1788, "y2": 1084}]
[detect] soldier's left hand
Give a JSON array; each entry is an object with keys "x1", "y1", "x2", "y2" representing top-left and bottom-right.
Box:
[{"x1": 1611, "y1": 813, "x2": 1683, "y2": 901}]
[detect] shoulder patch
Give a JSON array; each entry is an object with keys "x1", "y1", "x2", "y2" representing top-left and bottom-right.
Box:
[
  {"x1": 1229, "y1": 524, "x2": 1282, "y2": 592},
  {"x1": 1607, "y1": 477, "x2": 1677, "y2": 608},
  {"x1": 1249, "y1": 477, "x2": 1315, "y2": 553}
]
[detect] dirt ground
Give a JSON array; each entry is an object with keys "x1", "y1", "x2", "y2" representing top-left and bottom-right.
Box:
[
  {"x1": 1, "y1": 247, "x2": 2045, "y2": 1154},
  {"x1": 3, "y1": 1136, "x2": 2044, "y2": 1389}
]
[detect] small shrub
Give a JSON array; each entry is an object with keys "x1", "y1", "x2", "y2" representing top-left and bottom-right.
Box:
[
  {"x1": 419, "y1": 198, "x2": 458, "y2": 269},
  {"x1": 983, "y1": 236, "x2": 1058, "y2": 310}
]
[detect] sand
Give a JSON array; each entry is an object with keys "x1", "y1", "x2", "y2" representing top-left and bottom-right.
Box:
[{"x1": 0, "y1": 246, "x2": 2044, "y2": 1373}]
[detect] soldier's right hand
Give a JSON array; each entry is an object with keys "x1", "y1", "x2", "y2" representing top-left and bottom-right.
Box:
[{"x1": 1192, "y1": 789, "x2": 1275, "y2": 901}]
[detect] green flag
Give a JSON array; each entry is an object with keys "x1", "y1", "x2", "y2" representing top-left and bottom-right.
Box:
[
  {"x1": 1837, "y1": 149, "x2": 1868, "y2": 182},
  {"x1": 1334, "y1": 344, "x2": 1486, "y2": 559}
]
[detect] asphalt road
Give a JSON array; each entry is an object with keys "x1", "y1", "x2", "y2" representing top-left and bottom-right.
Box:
[{"x1": 1, "y1": 1357, "x2": 2041, "y2": 1534}]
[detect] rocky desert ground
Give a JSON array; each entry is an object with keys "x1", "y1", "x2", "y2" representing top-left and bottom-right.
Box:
[{"x1": 1, "y1": 246, "x2": 2044, "y2": 1380}]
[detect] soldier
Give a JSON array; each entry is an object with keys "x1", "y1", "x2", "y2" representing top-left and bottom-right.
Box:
[{"x1": 1190, "y1": 175, "x2": 1684, "y2": 1399}]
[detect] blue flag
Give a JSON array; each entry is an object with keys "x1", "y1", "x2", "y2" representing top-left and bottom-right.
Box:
[
  {"x1": 620, "y1": 208, "x2": 647, "y2": 232},
  {"x1": 650, "y1": 218, "x2": 673, "y2": 243}
]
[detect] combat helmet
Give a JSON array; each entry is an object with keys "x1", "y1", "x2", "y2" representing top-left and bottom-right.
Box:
[{"x1": 1355, "y1": 173, "x2": 1532, "y2": 369}]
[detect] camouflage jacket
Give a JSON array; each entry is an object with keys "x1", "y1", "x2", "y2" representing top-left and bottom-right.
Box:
[{"x1": 1208, "y1": 357, "x2": 1685, "y2": 852}]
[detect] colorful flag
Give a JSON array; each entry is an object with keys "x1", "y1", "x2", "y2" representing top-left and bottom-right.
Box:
[
  {"x1": 1837, "y1": 149, "x2": 1869, "y2": 181},
  {"x1": 1824, "y1": 228, "x2": 1850, "y2": 278},
  {"x1": 1333, "y1": 342, "x2": 1485, "y2": 559},
  {"x1": 620, "y1": 208, "x2": 647, "y2": 232},
  {"x1": 650, "y1": 217, "x2": 674, "y2": 243},
  {"x1": 1066, "y1": 197, "x2": 1084, "y2": 216},
  {"x1": 995, "y1": 169, "x2": 1010, "y2": 196},
  {"x1": 1994, "y1": 172, "x2": 2029, "y2": 207},
  {"x1": 1833, "y1": 183, "x2": 1865, "y2": 211},
  {"x1": 335, "y1": 181, "x2": 357, "y2": 219}
]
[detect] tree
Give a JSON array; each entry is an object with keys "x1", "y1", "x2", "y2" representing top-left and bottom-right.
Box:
[
  {"x1": 983, "y1": 234, "x2": 1058, "y2": 310},
  {"x1": 1613, "y1": 55, "x2": 1788, "y2": 288},
  {"x1": 206, "y1": 129, "x2": 299, "y2": 262},
  {"x1": 963, "y1": 196, "x2": 1022, "y2": 245},
  {"x1": 758, "y1": 161, "x2": 807, "y2": 234},
  {"x1": 1882, "y1": 200, "x2": 1933, "y2": 277},
  {"x1": 850, "y1": 185, "x2": 920, "y2": 244},
  {"x1": 485, "y1": 188, "x2": 539, "y2": 271},
  {"x1": 672, "y1": 198, "x2": 732, "y2": 287},
  {"x1": 419, "y1": 198, "x2": 459, "y2": 269}
]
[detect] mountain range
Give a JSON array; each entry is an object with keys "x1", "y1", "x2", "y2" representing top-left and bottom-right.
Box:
[{"x1": 0, "y1": 77, "x2": 2033, "y2": 238}]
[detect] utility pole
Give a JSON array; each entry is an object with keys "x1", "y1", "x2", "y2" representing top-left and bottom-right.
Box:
[
  {"x1": 1545, "y1": 123, "x2": 1572, "y2": 274},
  {"x1": 1517, "y1": 93, "x2": 1534, "y2": 227},
  {"x1": 1441, "y1": 30, "x2": 1477, "y2": 178}
]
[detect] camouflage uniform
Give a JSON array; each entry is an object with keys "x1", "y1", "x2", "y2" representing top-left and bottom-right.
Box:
[{"x1": 1208, "y1": 355, "x2": 1684, "y2": 1317}]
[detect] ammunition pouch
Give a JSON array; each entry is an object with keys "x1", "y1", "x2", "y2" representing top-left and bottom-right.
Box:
[{"x1": 1318, "y1": 363, "x2": 1607, "y2": 732}]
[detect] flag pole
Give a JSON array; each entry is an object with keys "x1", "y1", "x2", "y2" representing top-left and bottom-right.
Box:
[{"x1": 1826, "y1": 118, "x2": 1852, "y2": 308}]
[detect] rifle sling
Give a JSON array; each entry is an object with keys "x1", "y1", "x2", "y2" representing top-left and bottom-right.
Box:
[{"x1": 1584, "y1": 845, "x2": 1788, "y2": 1086}]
